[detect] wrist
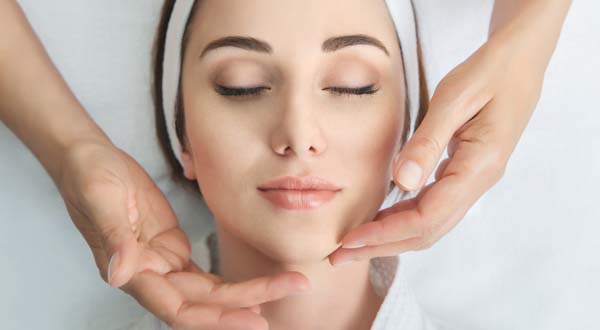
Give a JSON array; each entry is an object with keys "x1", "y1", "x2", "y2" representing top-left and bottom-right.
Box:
[
  {"x1": 43, "y1": 107, "x2": 113, "y2": 186},
  {"x1": 54, "y1": 135, "x2": 118, "y2": 195},
  {"x1": 488, "y1": 0, "x2": 572, "y2": 76}
]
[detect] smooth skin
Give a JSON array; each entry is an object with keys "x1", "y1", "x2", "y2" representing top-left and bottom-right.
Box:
[
  {"x1": 328, "y1": 0, "x2": 572, "y2": 265},
  {"x1": 0, "y1": 1, "x2": 300, "y2": 328},
  {"x1": 0, "y1": 0, "x2": 571, "y2": 329},
  {"x1": 176, "y1": 1, "x2": 407, "y2": 329}
]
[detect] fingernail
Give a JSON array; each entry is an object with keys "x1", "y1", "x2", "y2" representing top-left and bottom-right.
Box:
[
  {"x1": 290, "y1": 288, "x2": 312, "y2": 296},
  {"x1": 108, "y1": 252, "x2": 121, "y2": 287},
  {"x1": 396, "y1": 160, "x2": 422, "y2": 190},
  {"x1": 342, "y1": 241, "x2": 366, "y2": 249},
  {"x1": 334, "y1": 258, "x2": 355, "y2": 268},
  {"x1": 290, "y1": 284, "x2": 312, "y2": 296}
]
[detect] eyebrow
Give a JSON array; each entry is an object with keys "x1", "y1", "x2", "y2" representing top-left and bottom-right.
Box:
[
  {"x1": 199, "y1": 34, "x2": 389, "y2": 58},
  {"x1": 322, "y1": 34, "x2": 389, "y2": 56}
]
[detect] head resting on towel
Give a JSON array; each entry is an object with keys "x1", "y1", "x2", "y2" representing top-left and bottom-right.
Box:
[{"x1": 151, "y1": 0, "x2": 428, "y2": 266}]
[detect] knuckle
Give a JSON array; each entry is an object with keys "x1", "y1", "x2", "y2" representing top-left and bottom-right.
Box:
[
  {"x1": 264, "y1": 277, "x2": 278, "y2": 297},
  {"x1": 374, "y1": 221, "x2": 389, "y2": 244},
  {"x1": 172, "y1": 300, "x2": 194, "y2": 328},
  {"x1": 415, "y1": 236, "x2": 435, "y2": 251},
  {"x1": 208, "y1": 282, "x2": 227, "y2": 297},
  {"x1": 411, "y1": 135, "x2": 443, "y2": 159},
  {"x1": 435, "y1": 75, "x2": 473, "y2": 112},
  {"x1": 416, "y1": 222, "x2": 437, "y2": 250}
]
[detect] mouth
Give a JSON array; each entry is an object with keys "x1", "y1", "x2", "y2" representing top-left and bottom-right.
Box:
[{"x1": 257, "y1": 176, "x2": 341, "y2": 210}]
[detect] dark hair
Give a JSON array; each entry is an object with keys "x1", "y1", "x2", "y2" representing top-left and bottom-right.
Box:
[{"x1": 151, "y1": 0, "x2": 429, "y2": 199}]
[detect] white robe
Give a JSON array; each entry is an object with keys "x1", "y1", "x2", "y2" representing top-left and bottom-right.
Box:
[{"x1": 125, "y1": 232, "x2": 445, "y2": 330}]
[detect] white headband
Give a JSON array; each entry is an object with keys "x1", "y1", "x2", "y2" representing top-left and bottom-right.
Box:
[{"x1": 162, "y1": 0, "x2": 420, "y2": 167}]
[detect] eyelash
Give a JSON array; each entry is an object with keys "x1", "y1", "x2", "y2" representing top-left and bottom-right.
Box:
[
  {"x1": 215, "y1": 84, "x2": 379, "y2": 98},
  {"x1": 215, "y1": 85, "x2": 269, "y2": 97},
  {"x1": 324, "y1": 85, "x2": 379, "y2": 97}
]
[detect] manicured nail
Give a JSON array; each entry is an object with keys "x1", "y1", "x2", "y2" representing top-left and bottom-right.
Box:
[
  {"x1": 290, "y1": 288, "x2": 312, "y2": 296},
  {"x1": 107, "y1": 252, "x2": 121, "y2": 287},
  {"x1": 334, "y1": 258, "x2": 355, "y2": 268},
  {"x1": 342, "y1": 241, "x2": 366, "y2": 249},
  {"x1": 290, "y1": 283, "x2": 312, "y2": 296},
  {"x1": 396, "y1": 160, "x2": 422, "y2": 190}
]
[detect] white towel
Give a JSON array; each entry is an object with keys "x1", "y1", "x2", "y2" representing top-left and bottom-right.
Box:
[{"x1": 2, "y1": 1, "x2": 598, "y2": 329}]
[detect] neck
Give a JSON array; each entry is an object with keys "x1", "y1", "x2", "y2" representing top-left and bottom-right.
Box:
[{"x1": 213, "y1": 223, "x2": 383, "y2": 330}]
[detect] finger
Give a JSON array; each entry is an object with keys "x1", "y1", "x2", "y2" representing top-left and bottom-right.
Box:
[
  {"x1": 139, "y1": 227, "x2": 191, "y2": 274},
  {"x1": 338, "y1": 197, "x2": 422, "y2": 250},
  {"x1": 137, "y1": 248, "x2": 174, "y2": 275},
  {"x1": 84, "y1": 181, "x2": 140, "y2": 288},
  {"x1": 393, "y1": 69, "x2": 493, "y2": 192},
  {"x1": 332, "y1": 237, "x2": 423, "y2": 264},
  {"x1": 126, "y1": 161, "x2": 193, "y2": 279},
  {"x1": 249, "y1": 304, "x2": 262, "y2": 315},
  {"x1": 185, "y1": 259, "x2": 225, "y2": 284},
  {"x1": 331, "y1": 190, "x2": 465, "y2": 263},
  {"x1": 332, "y1": 136, "x2": 506, "y2": 263},
  {"x1": 175, "y1": 306, "x2": 268, "y2": 330},
  {"x1": 330, "y1": 179, "x2": 468, "y2": 264},
  {"x1": 167, "y1": 271, "x2": 311, "y2": 309},
  {"x1": 122, "y1": 270, "x2": 267, "y2": 330},
  {"x1": 434, "y1": 158, "x2": 451, "y2": 182}
]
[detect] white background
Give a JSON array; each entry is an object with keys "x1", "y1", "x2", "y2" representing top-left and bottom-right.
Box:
[{"x1": 1, "y1": 1, "x2": 598, "y2": 329}]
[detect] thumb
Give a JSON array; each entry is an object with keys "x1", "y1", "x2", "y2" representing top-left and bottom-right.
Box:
[
  {"x1": 94, "y1": 186, "x2": 141, "y2": 288},
  {"x1": 393, "y1": 85, "x2": 478, "y2": 191}
]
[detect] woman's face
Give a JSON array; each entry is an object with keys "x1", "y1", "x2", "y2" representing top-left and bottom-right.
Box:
[{"x1": 180, "y1": 0, "x2": 406, "y2": 263}]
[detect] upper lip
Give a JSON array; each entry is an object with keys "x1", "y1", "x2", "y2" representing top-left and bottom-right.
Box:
[{"x1": 258, "y1": 176, "x2": 341, "y2": 191}]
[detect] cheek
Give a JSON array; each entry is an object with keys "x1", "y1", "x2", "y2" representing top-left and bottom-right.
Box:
[
  {"x1": 181, "y1": 87, "x2": 405, "y2": 263},
  {"x1": 183, "y1": 100, "x2": 262, "y2": 213},
  {"x1": 328, "y1": 95, "x2": 405, "y2": 235},
  {"x1": 337, "y1": 99, "x2": 404, "y2": 186}
]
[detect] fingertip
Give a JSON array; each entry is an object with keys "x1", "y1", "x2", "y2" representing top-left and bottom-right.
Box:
[
  {"x1": 107, "y1": 251, "x2": 121, "y2": 287},
  {"x1": 394, "y1": 159, "x2": 423, "y2": 191},
  {"x1": 288, "y1": 271, "x2": 311, "y2": 288},
  {"x1": 249, "y1": 305, "x2": 262, "y2": 315},
  {"x1": 109, "y1": 235, "x2": 140, "y2": 288},
  {"x1": 108, "y1": 252, "x2": 132, "y2": 288}
]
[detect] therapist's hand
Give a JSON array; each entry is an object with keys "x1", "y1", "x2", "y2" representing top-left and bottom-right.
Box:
[
  {"x1": 328, "y1": 0, "x2": 572, "y2": 265},
  {"x1": 57, "y1": 140, "x2": 312, "y2": 330},
  {"x1": 126, "y1": 261, "x2": 311, "y2": 330},
  {"x1": 57, "y1": 140, "x2": 190, "y2": 288}
]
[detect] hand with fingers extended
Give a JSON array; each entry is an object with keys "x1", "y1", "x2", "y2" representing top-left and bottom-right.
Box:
[
  {"x1": 56, "y1": 140, "x2": 312, "y2": 330},
  {"x1": 328, "y1": 0, "x2": 572, "y2": 266},
  {"x1": 56, "y1": 140, "x2": 192, "y2": 287},
  {"x1": 128, "y1": 261, "x2": 311, "y2": 330}
]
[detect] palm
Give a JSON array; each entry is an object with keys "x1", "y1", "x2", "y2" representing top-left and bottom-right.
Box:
[{"x1": 58, "y1": 142, "x2": 191, "y2": 285}]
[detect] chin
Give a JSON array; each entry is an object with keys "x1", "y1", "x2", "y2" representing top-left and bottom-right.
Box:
[{"x1": 251, "y1": 232, "x2": 340, "y2": 266}]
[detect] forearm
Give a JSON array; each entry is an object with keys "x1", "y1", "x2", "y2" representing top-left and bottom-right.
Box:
[
  {"x1": 0, "y1": 0, "x2": 111, "y2": 183},
  {"x1": 489, "y1": 0, "x2": 572, "y2": 77}
]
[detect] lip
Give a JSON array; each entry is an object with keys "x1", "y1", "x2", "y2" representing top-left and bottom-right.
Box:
[
  {"x1": 258, "y1": 176, "x2": 341, "y2": 191},
  {"x1": 257, "y1": 176, "x2": 341, "y2": 210}
]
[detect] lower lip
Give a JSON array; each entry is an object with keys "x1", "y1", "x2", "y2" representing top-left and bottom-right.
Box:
[{"x1": 258, "y1": 189, "x2": 339, "y2": 210}]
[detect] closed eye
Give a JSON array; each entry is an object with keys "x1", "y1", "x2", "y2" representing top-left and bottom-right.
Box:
[
  {"x1": 215, "y1": 85, "x2": 270, "y2": 97},
  {"x1": 215, "y1": 84, "x2": 379, "y2": 98},
  {"x1": 323, "y1": 84, "x2": 379, "y2": 96}
]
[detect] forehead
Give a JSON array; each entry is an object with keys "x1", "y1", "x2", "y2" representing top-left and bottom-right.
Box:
[{"x1": 186, "y1": 0, "x2": 402, "y2": 59}]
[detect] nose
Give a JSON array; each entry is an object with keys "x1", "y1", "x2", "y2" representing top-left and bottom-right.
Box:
[{"x1": 270, "y1": 94, "x2": 327, "y2": 159}]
